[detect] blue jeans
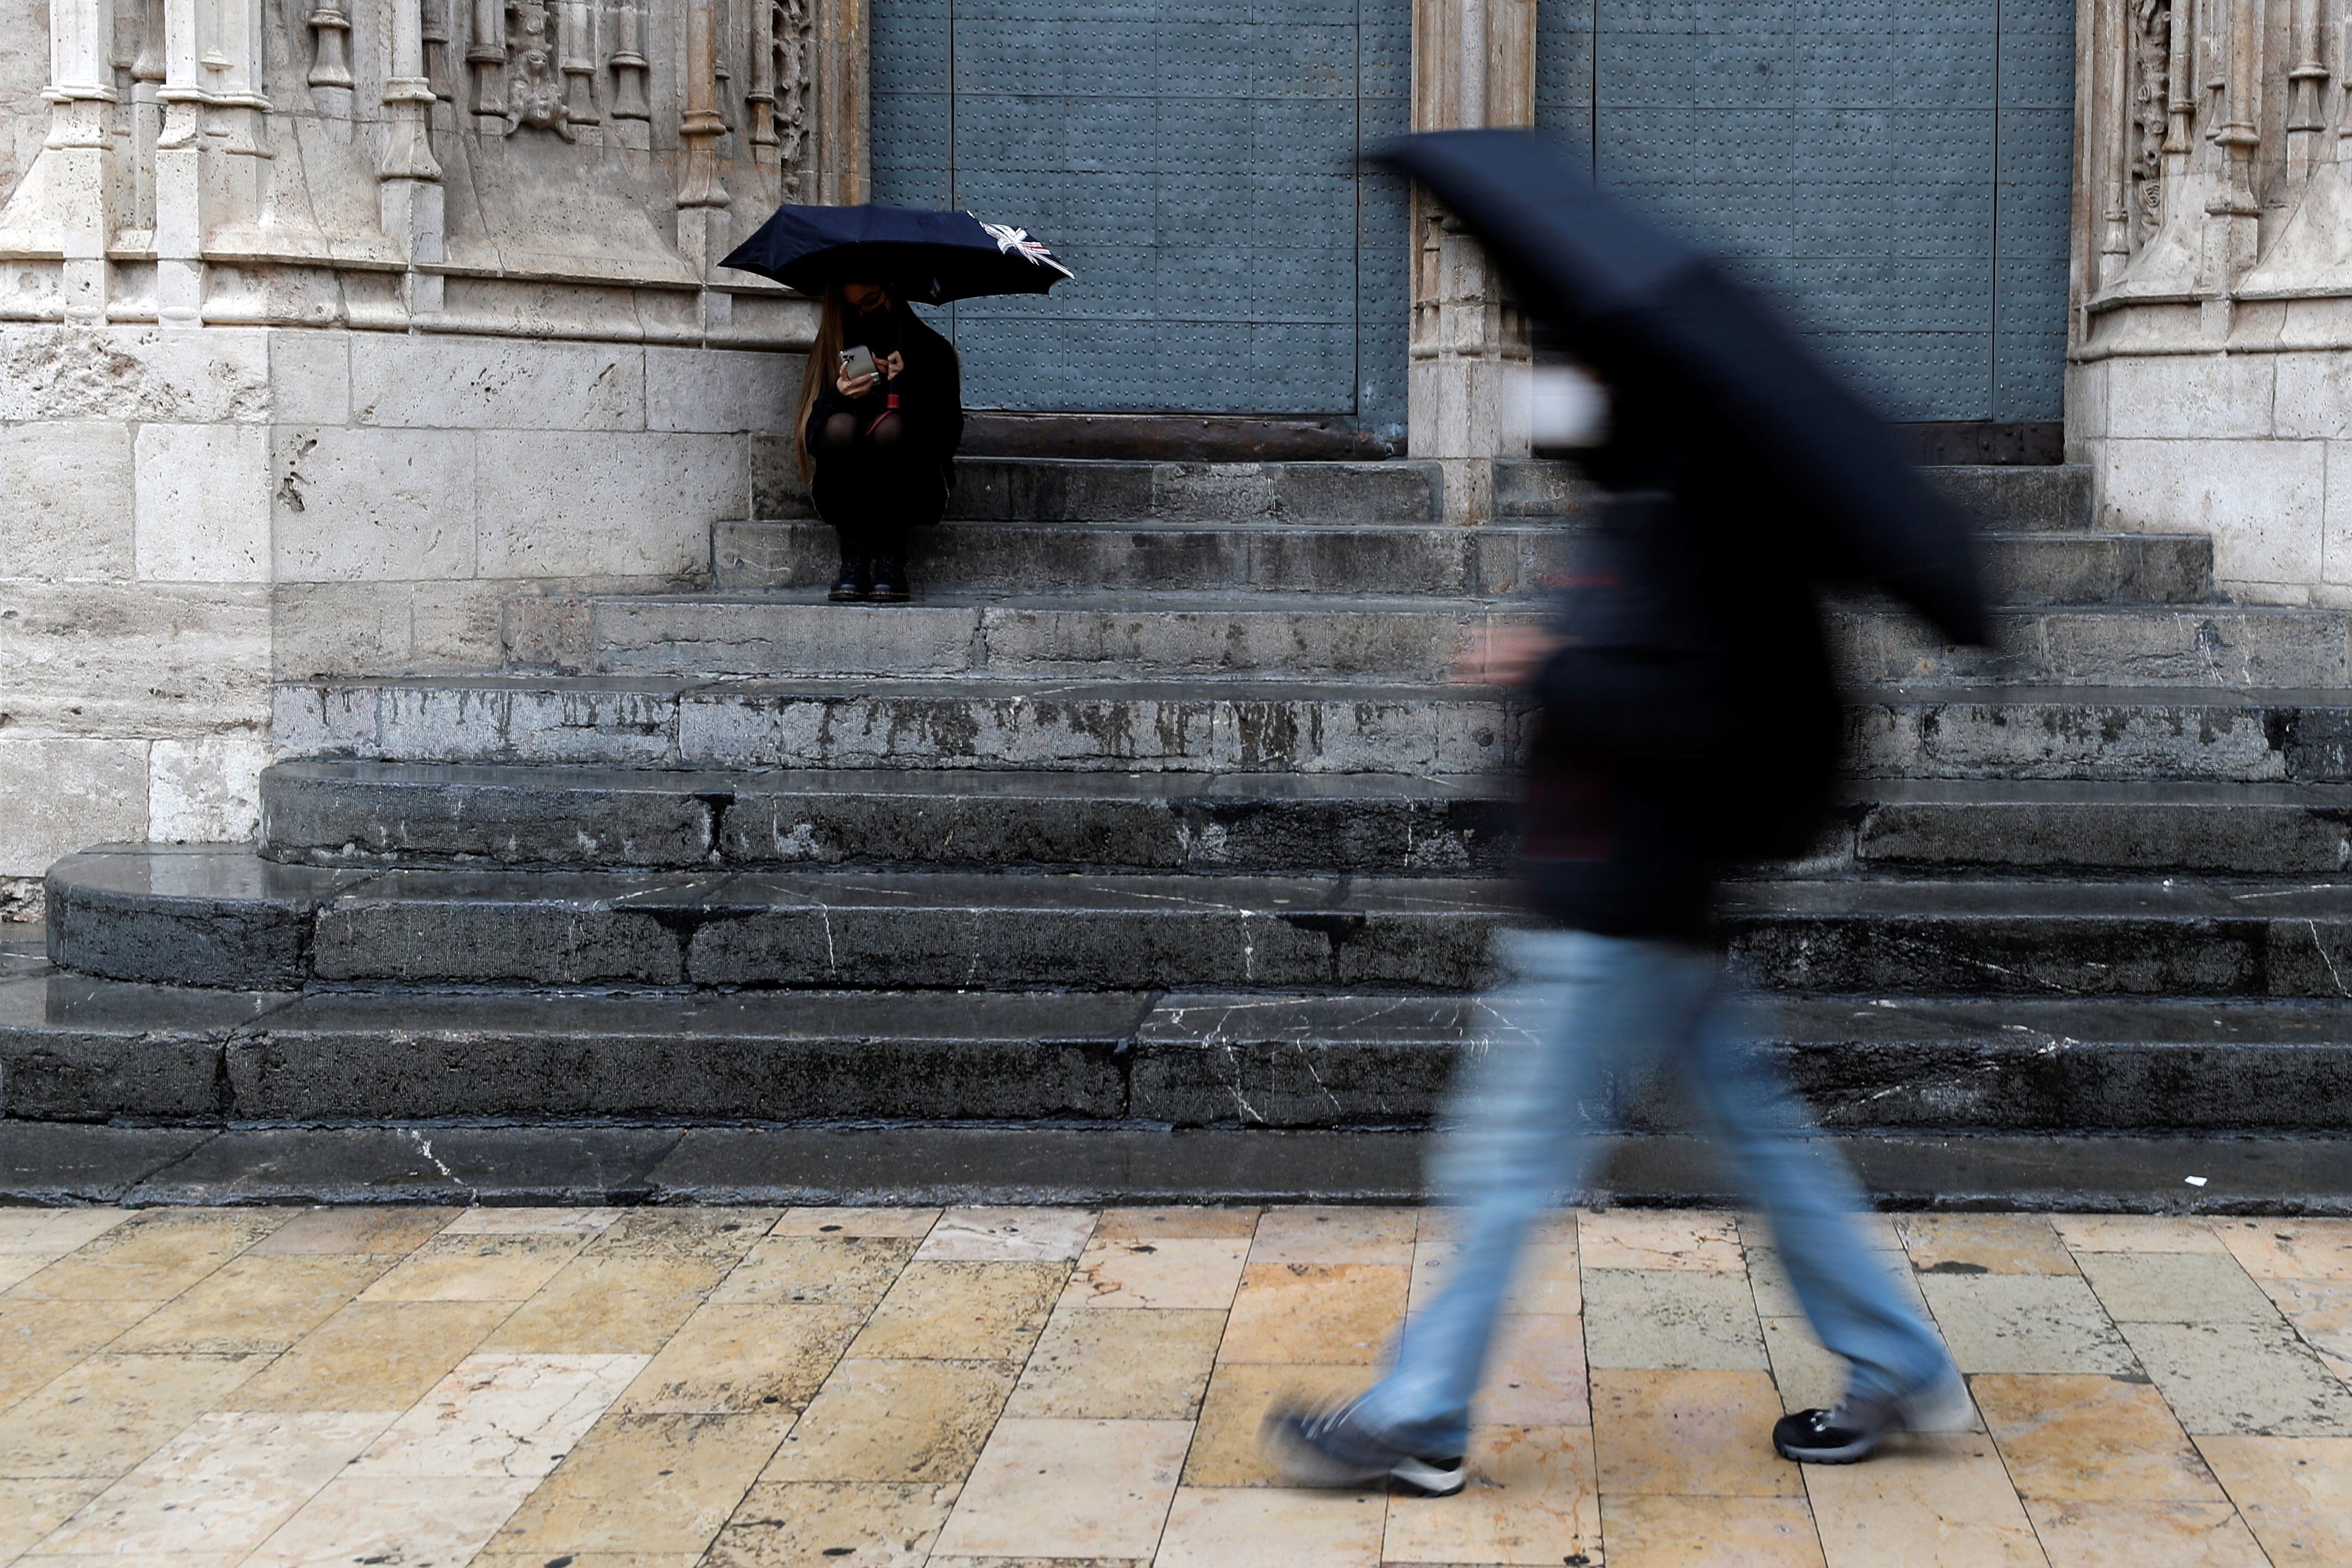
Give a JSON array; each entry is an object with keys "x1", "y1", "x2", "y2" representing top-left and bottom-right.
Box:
[{"x1": 1354, "y1": 926, "x2": 1954, "y2": 1453}]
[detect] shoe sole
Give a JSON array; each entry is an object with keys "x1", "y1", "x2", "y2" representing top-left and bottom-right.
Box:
[
  {"x1": 1389, "y1": 1455, "x2": 1468, "y2": 1496},
  {"x1": 1773, "y1": 1434, "x2": 1877, "y2": 1464},
  {"x1": 1263, "y1": 1419, "x2": 1466, "y2": 1497}
]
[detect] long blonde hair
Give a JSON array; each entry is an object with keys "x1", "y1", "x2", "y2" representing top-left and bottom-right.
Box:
[{"x1": 793, "y1": 280, "x2": 857, "y2": 484}]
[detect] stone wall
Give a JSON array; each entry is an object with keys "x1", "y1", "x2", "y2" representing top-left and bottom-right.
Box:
[
  {"x1": 0, "y1": 0, "x2": 846, "y2": 911},
  {"x1": 0, "y1": 322, "x2": 803, "y2": 914},
  {"x1": 2072, "y1": 0, "x2": 2352, "y2": 604}
]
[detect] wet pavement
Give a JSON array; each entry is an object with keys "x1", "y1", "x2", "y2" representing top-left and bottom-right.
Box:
[{"x1": 2, "y1": 1204, "x2": 2349, "y2": 1566}]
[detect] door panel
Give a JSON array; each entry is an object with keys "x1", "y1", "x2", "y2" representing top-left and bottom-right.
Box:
[
  {"x1": 872, "y1": 0, "x2": 1411, "y2": 437},
  {"x1": 1539, "y1": 0, "x2": 2073, "y2": 423}
]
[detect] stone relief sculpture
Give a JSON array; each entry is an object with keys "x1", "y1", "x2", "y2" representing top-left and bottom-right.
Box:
[
  {"x1": 2129, "y1": 0, "x2": 2172, "y2": 244},
  {"x1": 0, "y1": 0, "x2": 867, "y2": 342},
  {"x1": 2081, "y1": 0, "x2": 2352, "y2": 315}
]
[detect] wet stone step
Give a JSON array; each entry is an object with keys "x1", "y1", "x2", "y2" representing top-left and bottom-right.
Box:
[
  {"x1": 769, "y1": 456, "x2": 2088, "y2": 531},
  {"x1": 1718, "y1": 875, "x2": 2352, "y2": 998},
  {"x1": 1836, "y1": 606, "x2": 2349, "y2": 689},
  {"x1": 262, "y1": 763, "x2": 2352, "y2": 879},
  {"x1": 274, "y1": 676, "x2": 2352, "y2": 781},
  {"x1": 761, "y1": 455, "x2": 1449, "y2": 526},
  {"x1": 1847, "y1": 686, "x2": 2352, "y2": 783},
  {"x1": 43, "y1": 851, "x2": 1509, "y2": 992},
  {"x1": 712, "y1": 519, "x2": 1582, "y2": 598},
  {"x1": 1828, "y1": 778, "x2": 2352, "y2": 875},
  {"x1": 710, "y1": 519, "x2": 2209, "y2": 605},
  {"x1": 1494, "y1": 460, "x2": 2093, "y2": 533},
  {"x1": 259, "y1": 762, "x2": 1515, "y2": 874},
  {"x1": 1129, "y1": 992, "x2": 2352, "y2": 1133},
  {"x1": 540, "y1": 593, "x2": 1539, "y2": 682},
  {"x1": 271, "y1": 676, "x2": 1536, "y2": 776},
  {"x1": 512, "y1": 595, "x2": 2317, "y2": 686},
  {"x1": 8, "y1": 970, "x2": 2350, "y2": 1133},
  {"x1": 46, "y1": 848, "x2": 2352, "y2": 998}
]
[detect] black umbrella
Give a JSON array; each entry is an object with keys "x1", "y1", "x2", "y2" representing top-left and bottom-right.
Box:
[
  {"x1": 720, "y1": 203, "x2": 1074, "y2": 305},
  {"x1": 1376, "y1": 130, "x2": 1987, "y2": 647}
]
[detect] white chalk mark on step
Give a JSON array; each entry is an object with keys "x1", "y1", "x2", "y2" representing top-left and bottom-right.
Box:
[
  {"x1": 406, "y1": 1129, "x2": 476, "y2": 1205},
  {"x1": 2306, "y1": 920, "x2": 2351, "y2": 997}
]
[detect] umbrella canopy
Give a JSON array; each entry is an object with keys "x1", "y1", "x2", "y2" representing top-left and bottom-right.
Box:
[
  {"x1": 1376, "y1": 130, "x2": 1987, "y2": 648},
  {"x1": 720, "y1": 203, "x2": 1074, "y2": 305}
]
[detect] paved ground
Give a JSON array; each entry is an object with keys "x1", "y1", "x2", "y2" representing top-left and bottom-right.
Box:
[{"x1": 1, "y1": 1206, "x2": 2349, "y2": 1567}]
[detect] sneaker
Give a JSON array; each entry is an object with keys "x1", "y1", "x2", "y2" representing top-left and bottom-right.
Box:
[
  {"x1": 868, "y1": 554, "x2": 911, "y2": 603},
  {"x1": 828, "y1": 557, "x2": 871, "y2": 603},
  {"x1": 1773, "y1": 1370, "x2": 1971, "y2": 1464},
  {"x1": 1261, "y1": 1395, "x2": 1466, "y2": 1496}
]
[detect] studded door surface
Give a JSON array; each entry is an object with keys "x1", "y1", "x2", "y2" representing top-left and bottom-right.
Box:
[
  {"x1": 1538, "y1": 0, "x2": 2075, "y2": 423},
  {"x1": 871, "y1": 0, "x2": 1411, "y2": 437}
]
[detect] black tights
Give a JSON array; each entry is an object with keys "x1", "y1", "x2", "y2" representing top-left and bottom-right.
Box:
[
  {"x1": 816, "y1": 409, "x2": 905, "y2": 459},
  {"x1": 809, "y1": 409, "x2": 943, "y2": 561}
]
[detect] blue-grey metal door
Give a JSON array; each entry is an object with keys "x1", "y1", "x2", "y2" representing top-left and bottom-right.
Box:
[
  {"x1": 871, "y1": 0, "x2": 1411, "y2": 440},
  {"x1": 1538, "y1": 0, "x2": 2075, "y2": 424}
]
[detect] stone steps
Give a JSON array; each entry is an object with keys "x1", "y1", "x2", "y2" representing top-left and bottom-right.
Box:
[
  {"x1": 516, "y1": 593, "x2": 2333, "y2": 687},
  {"x1": 45, "y1": 846, "x2": 2352, "y2": 999},
  {"x1": 7, "y1": 973, "x2": 2346, "y2": 1135},
  {"x1": 258, "y1": 762, "x2": 1513, "y2": 874},
  {"x1": 258, "y1": 763, "x2": 2352, "y2": 878},
  {"x1": 37, "y1": 454, "x2": 2352, "y2": 1179},
  {"x1": 710, "y1": 520, "x2": 2209, "y2": 605},
  {"x1": 817, "y1": 455, "x2": 2089, "y2": 533},
  {"x1": 273, "y1": 675, "x2": 2352, "y2": 781}
]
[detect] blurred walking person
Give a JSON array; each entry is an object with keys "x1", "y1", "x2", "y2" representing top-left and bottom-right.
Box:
[{"x1": 1263, "y1": 130, "x2": 1989, "y2": 1492}]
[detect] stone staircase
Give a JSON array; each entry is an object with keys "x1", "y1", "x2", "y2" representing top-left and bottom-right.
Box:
[{"x1": 23, "y1": 456, "x2": 2352, "y2": 1195}]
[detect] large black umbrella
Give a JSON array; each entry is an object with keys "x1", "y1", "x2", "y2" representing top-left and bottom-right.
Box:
[
  {"x1": 721, "y1": 203, "x2": 1074, "y2": 305},
  {"x1": 1377, "y1": 130, "x2": 1986, "y2": 647}
]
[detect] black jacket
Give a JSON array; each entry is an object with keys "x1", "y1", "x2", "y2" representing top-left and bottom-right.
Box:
[
  {"x1": 807, "y1": 303, "x2": 965, "y2": 486},
  {"x1": 1518, "y1": 406, "x2": 1843, "y2": 940}
]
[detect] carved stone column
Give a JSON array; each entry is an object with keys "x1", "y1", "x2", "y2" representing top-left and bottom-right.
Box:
[
  {"x1": 28, "y1": 0, "x2": 121, "y2": 322},
  {"x1": 383, "y1": 0, "x2": 447, "y2": 314},
  {"x1": 678, "y1": 0, "x2": 734, "y2": 293},
  {"x1": 1409, "y1": 0, "x2": 1533, "y2": 523}
]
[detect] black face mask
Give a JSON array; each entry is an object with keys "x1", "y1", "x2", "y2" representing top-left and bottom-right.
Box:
[{"x1": 845, "y1": 302, "x2": 900, "y2": 357}]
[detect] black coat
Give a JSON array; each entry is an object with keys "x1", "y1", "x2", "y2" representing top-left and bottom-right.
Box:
[
  {"x1": 1517, "y1": 391, "x2": 1843, "y2": 941},
  {"x1": 807, "y1": 303, "x2": 964, "y2": 488}
]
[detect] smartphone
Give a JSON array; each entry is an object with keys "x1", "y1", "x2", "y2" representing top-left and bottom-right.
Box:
[{"x1": 839, "y1": 344, "x2": 878, "y2": 382}]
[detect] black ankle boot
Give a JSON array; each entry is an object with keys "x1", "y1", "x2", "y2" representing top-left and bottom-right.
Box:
[
  {"x1": 869, "y1": 554, "x2": 911, "y2": 603},
  {"x1": 828, "y1": 555, "x2": 872, "y2": 603}
]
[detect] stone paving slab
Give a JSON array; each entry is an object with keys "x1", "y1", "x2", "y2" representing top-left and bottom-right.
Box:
[{"x1": 2, "y1": 1204, "x2": 2348, "y2": 1566}]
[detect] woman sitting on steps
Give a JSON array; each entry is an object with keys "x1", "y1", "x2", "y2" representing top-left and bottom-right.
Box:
[{"x1": 794, "y1": 276, "x2": 964, "y2": 605}]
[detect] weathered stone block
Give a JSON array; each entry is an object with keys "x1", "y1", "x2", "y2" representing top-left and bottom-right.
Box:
[
  {"x1": 2103, "y1": 352, "x2": 2277, "y2": 440},
  {"x1": 0, "y1": 738, "x2": 147, "y2": 876},
  {"x1": 0, "y1": 972, "x2": 284, "y2": 1119},
  {"x1": 266, "y1": 329, "x2": 351, "y2": 425},
  {"x1": 149, "y1": 733, "x2": 268, "y2": 842},
  {"x1": 647, "y1": 345, "x2": 798, "y2": 433},
  {"x1": 273, "y1": 579, "x2": 514, "y2": 678},
  {"x1": 0, "y1": 325, "x2": 269, "y2": 423},
  {"x1": 475, "y1": 429, "x2": 739, "y2": 578},
  {"x1": 271, "y1": 425, "x2": 477, "y2": 582},
  {"x1": 2104, "y1": 437, "x2": 2326, "y2": 597},
  {"x1": 351, "y1": 335, "x2": 648, "y2": 431},
  {"x1": 0, "y1": 581, "x2": 271, "y2": 734},
  {"x1": 0, "y1": 421, "x2": 133, "y2": 581},
  {"x1": 133, "y1": 422, "x2": 271, "y2": 582}
]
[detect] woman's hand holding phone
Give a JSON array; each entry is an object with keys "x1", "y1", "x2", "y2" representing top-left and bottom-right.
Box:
[{"x1": 834, "y1": 344, "x2": 906, "y2": 399}]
